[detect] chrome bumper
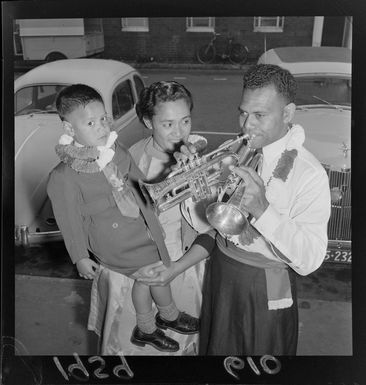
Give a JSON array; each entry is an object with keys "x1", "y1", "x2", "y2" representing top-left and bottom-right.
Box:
[{"x1": 15, "y1": 225, "x2": 62, "y2": 247}]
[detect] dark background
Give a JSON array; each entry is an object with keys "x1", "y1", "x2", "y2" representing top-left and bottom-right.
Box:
[{"x1": 3, "y1": 0, "x2": 366, "y2": 384}]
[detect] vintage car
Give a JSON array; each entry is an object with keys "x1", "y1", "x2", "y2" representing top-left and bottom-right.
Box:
[
  {"x1": 258, "y1": 46, "x2": 351, "y2": 263},
  {"x1": 15, "y1": 59, "x2": 148, "y2": 246}
]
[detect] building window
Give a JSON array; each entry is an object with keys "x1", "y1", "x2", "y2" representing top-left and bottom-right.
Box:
[
  {"x1": 186, "y1": 17, "x2": 215, "y2": 32},
  {"x1": 121, "y1": 18, "x2": 149, "y2": 32},
  {"x1": 253, "y1": 17, "x2": 284, "y2": 32}
]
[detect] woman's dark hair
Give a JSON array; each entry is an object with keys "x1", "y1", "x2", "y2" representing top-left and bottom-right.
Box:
[
  {"x1": 243, "y1": 64, "x2": 297, "y2": 104},
  {"x1": 55, "y1": 84, "x2": 103, "y2": 121},
  {"x1": 135, "y1": 81, "x2": 193, "y2": 126}
]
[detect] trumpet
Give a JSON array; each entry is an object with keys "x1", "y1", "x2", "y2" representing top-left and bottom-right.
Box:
[
  {"x1": 205, "y1": 142, "x2": 263, "y2": 236},
  {"x1": 139, "y1": 134, "x2": 251, "y2": 213}
]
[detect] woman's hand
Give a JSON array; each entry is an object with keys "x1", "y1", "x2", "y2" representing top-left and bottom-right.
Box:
[
  {"x1": 136, "y1": 261, "x2": 179, "y2": 286},
  {"x1": 172, "y1": 142, "x2": 198, "y2": 169},
  {"x1": 130, "y1": 261, "x2": 167, "y2": 280}
]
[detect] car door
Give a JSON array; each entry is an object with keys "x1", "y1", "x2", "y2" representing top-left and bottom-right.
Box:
[
  {"x1": 111, "y1": 74, "x2": 147, "y2": 148},
  {"x1": 15, "y1": 84, "x2": 66, "y2": 237}
]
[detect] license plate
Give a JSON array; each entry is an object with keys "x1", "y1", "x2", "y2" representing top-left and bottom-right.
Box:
[{"x1": 324, "y1": 249, "x2": 352, "y2": 264}]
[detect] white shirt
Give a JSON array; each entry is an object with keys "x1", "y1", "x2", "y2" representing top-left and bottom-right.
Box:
[
  {"x1": 230, "y1": 126, "x2": 331, "y2": 276},
  {"x1": 184, "y1": 126, "x2": 331, "y2": 276}
]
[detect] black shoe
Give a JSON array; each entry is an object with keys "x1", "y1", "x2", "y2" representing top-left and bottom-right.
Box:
[
  {"x1": 130, "y1": 326, "x2": 179, "y2": 352},
  {"x1": 155, "y1": 312, "x2": 199, "y2": 335}
]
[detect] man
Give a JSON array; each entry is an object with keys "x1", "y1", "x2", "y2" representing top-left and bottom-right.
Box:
[{"x1": 136, "y1": 64, "x2": 331, "y2": 356}]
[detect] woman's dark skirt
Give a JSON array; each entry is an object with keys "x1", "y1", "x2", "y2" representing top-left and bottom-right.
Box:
[{"x1": 199, "y1": 245, "x2": 298, "y2": 356}]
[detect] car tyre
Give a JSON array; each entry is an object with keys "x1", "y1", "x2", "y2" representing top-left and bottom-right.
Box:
[{"x1": 45, "y1": 52, "x2": 67, "y2": 62}]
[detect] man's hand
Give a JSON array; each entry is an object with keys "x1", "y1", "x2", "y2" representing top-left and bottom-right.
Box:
[
  {"x1": 230, "y1": 165, "x2": 269, "y2": 219},
  {"x1": 76, "y1": 258, "x2": 99, "y2": 280},
  {"x1": 130, "y1": 261, "x2": 167, "y2": 280}
]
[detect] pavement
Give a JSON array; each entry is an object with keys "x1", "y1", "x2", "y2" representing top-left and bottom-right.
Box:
[{"x1": 14, "y1": 241, "x2": 352, "y2": 356}]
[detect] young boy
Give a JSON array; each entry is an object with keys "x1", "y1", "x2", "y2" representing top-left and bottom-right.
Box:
[{"x1": 47, "y1": 84, "x2": 199, "y2": 353}]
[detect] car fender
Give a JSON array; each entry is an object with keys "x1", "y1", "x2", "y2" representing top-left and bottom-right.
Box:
[{"x1": 15, "y1": 114, "x2": 63, "y2": 228}]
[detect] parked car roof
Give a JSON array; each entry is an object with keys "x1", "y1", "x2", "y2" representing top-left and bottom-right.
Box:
[
  {"x1": 258, "y1": 46, "x2": 351, "y2": 77},
  {"x1": 14, "y1": 59, "x2": 137, "y2": 95}
]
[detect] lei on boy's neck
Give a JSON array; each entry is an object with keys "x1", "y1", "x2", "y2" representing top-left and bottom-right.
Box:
[{"x1": 55, "y1": 131, "x2": 117, "y2": 173}]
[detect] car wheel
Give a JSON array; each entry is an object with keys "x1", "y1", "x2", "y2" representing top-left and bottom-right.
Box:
[{"x1": 45, "y1": 52, "x2": 67, "y2": 62}]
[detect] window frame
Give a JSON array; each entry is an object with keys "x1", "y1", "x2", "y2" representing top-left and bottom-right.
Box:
[
  {"x1": 253, "y1": 17, "x2": 284, "y2": 33},
  {"x1": 13, "y1": 22, "x2": 23, "y2": 55},
  {"x1": 112, "y1": 79, "x2": 135, "y2": 121},
  {"x1": 186, "y1": 17, "x2": 215, "y2": 32},
  {"x1": 121, "y1": 18, "x2": 149, "y2": 32},
  {"x1": 133, "y1": 75, "x2": 145, "y2": 103}
]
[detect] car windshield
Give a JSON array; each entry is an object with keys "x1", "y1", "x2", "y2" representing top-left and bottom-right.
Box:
[
  {"x1": 15, "y1": 84, "x2": 68, "y2": 116},
  {"x1": 295, "y1": 76, "x2": 351, "y2": 107}
]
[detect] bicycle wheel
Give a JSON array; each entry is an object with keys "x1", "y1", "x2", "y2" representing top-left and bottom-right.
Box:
[
  {"x1": 196, "y1": 44, "x2": 216, "y2": 64},
  {"x1": 229, "y1": 44, "x2": 248, "y2": 65}
]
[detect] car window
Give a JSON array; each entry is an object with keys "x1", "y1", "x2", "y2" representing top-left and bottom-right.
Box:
[
  {"x1": 112, "y1": 80, "x2": 134, "y2": 120},
  {"x1": 295, "y1": 77, "x2": 351, "y2": 106},
  {"x1": 15, "y1": 85, "x2": 67, "y2": 116},
  {"x1": 133, "y1": 75, "x2": 145, "y2": 102}
]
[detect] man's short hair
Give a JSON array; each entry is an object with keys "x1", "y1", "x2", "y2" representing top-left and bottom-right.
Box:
[
  {"x1": 243, "y1": 64, "x2": 297, "y2": 104},
  {"x1": 55, "y1": 84, "x2": 104, "y2": 121},
  {"x1": 136, "y1": 80, "x2": 193, "y2": 124}
]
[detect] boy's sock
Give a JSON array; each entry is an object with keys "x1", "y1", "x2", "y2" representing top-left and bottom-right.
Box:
[
  {"x1": 136, "y1": 309, "x2": 157, "y2": 334},
  {"x1": 157, "y1": 301, "x2": 180, "y2": 321}
]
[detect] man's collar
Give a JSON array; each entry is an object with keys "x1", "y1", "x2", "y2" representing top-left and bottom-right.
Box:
[{"x1": 262, "y1": 130, "x2": 291, "y2": 164}]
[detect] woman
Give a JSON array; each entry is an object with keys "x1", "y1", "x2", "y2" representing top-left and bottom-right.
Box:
[{"x1": 88, "y1": 81, "x2": 206, "y2": 355}]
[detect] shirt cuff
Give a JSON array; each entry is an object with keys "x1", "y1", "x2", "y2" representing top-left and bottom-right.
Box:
[
  {"x1": 251, "y1": 204, "x2": 282, "y2": 239},
  {"x1": 192, "y1": 231, "x2": 216, "y2": 254}
]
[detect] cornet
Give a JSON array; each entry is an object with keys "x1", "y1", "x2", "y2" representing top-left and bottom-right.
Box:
[
  {"x1": 205, "y1": 144, "x2": 263, "y2": 236},
  {"x1": 139, "y1": 134, "x2": 251, "y2": 213}
]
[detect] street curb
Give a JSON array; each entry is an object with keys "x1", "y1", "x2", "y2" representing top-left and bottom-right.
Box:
[{"x1": 14, "y1": 59, "x2": 254, "y2": 73}]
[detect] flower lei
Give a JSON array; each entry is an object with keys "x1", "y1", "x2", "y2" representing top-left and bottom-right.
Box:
[
  {"x1": 238, "y1": 124, "x2": 305, "y2": 246},
  {"x1": 55, "y1": 132, "x2": 117, "y2": 173},
  {"x1": 264, "y1": 124, "x2": 305, "y2": 204},
  {"x1": 55, "y1": 131, "x2": 140, "y2": 218}
]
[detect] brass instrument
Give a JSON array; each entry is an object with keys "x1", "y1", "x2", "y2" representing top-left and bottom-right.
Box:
[
  {"x1": 205, "y1": 143, "x2": 263, "y2": 236},
  {"x1": 139, "y1": 134, "x2": 250, "y2": 213}
]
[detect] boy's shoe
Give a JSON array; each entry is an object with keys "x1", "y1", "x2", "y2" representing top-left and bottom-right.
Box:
[
  {"x1": 130, "y1": 326, "x2": 179, "y2": 352},
  {"x1": 155, "y1": 312, "x2": 199, "y2": 335}
]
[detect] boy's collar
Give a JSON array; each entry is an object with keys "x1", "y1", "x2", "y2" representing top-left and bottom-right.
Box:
[{"x1": 58, "y1": 131, "x2": 117, "y2": 149}]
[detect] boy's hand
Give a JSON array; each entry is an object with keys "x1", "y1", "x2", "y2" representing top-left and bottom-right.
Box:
[{"x1": 76, "y1": 258, "x2": 99, "y2": 280}]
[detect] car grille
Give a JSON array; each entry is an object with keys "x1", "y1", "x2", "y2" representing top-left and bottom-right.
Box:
[{"x1": 323, "y1": 165, "x2": 351, "y2": 243}]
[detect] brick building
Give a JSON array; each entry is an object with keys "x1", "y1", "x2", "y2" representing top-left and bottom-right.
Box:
[
  {"x1": 14, "y1": 16, "x2": 352, "y2": 64},
  {"x1": 102, "y1": 16, "x2": 352, "y2": 63}
]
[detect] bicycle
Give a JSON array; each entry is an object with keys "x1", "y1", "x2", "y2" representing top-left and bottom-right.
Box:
[{"x1": 196, "y1": 32, "x2": 249, "y2": 65}]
